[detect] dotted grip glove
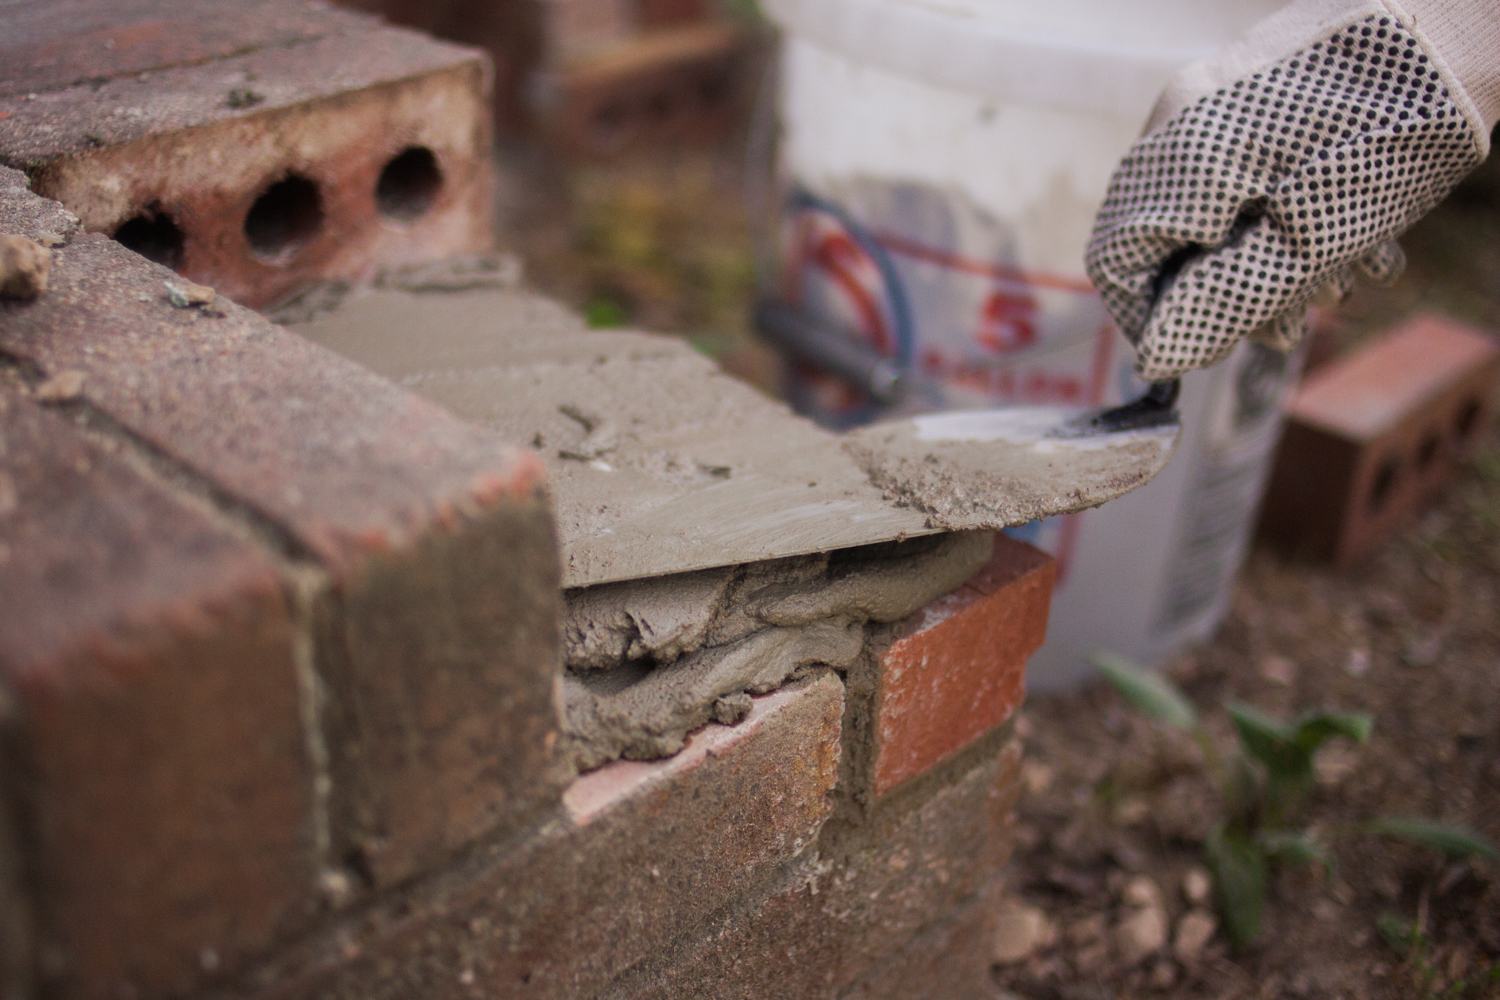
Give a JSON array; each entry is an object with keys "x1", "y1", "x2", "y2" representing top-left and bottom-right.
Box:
[{"x1": 1087, "y1": 0, "x2": 1500, "y2": 382}]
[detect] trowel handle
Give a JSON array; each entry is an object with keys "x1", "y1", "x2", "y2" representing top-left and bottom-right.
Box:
[{"x1": 754, "y1": 299, "x2": 906, "y2": 404}]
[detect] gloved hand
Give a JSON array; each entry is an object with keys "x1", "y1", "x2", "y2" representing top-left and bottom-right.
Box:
[{"x1": 1087, "y1": 0, "x2": 1500, "y2": 382}]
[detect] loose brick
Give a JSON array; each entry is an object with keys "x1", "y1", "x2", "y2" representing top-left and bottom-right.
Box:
[
  {"x1": 605, "y1": 741, "x2": 1023, "y2": 1000},
  {"x1": 871, "y1": 536, "x2": 1053, "y2": 796},
  {"x1": 244, "y1": 674, "x2": 844, "y2": 1000},
  {"x1": 0, "y1": 194, "x2": 566, "y2": 887},
  {"x1": 0, "y1": 1, "x2": 493, "y2": 308},
  {"x1": 0, "y1": 388, "x2": 318, "y2": 1000},
  {"x1": 1259, "y1": 315, "x2": 1500, "y2": 567}
]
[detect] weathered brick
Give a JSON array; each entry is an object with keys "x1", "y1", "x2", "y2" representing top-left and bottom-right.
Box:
[
  {"x1": 0, "y1": 197, "x2": 566, "y2": 887},
  {"x1": 839, "y1": 891, "x2": 1004, "y2": 1000},
  {"x1": 0, "y1": 388, "x2": 318, "y2": 1000},
  {"x1": 1259, "y1": 314, "x2": 1500, "y2": 567},
  {"x1": 871, "y1": 536, "x2": 1053, "y2": 796},
  {"x1": 0, "y1": 1, "x2": 493, "y2": 308},
  {"x1": 242, "y1": 674, "x2": 844, "y2": 1000},
  {"x1": 604, "y1": 741, "x2": 1023, "y2": 1000}
]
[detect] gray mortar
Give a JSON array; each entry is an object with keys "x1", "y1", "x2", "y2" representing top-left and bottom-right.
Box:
[
  {"x1": 291, "y1": 289, "x2": 1177, "y2": 587},
  {"x1": 560, "y1": 532, "x2": 993, "y2": 770}
]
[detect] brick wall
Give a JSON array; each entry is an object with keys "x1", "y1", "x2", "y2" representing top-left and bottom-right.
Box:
[{"x1": 1, "y1": 40, "x2": 1053, "y2": 997}]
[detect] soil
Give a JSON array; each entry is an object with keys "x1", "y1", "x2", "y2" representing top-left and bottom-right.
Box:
[
  {"x1": 989, "y1": 153, "x2": 1500, "y2": 1000},
  {"x1": 498, "y1": 87, "x2": 1500, "y2": 1000}
]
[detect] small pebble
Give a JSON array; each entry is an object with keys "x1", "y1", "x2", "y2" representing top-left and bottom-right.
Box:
[
  {"x1": 1114, "y1": 905, "x2": 1168, "y2": 966},
  {"x1": 1346, "y1": 647, "x2": 1370, "y2": 677},
  {"x1": 0, "y1": 234, "x2": 50, "y2": 299},
  {"x1": 1173, "y1": 910, "x2": 1217, "y2": 961},
  {"x1": 33, "y1": 370, "x2": 85, "y2": 402},
  {"x1": 1122, "y1": 875, "x2": 1163, "y2": 909},
  {"x1": 991, "y1": 900, "x2": 1057, "y2": 963},
  {"x1": 1182, "y1": 867, "x2": 1211, "y2": 906},
  {"x1": 165, "y1": 279, "x2": 216, "y2": 308},
  {"x1": 1021, "y1": 761, "x2": 1054, "y2": 795},
  {"x1": 1261, "y1": 655, "x2": 1296, "y2": 686}
]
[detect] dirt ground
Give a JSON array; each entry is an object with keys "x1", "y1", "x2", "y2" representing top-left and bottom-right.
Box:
[{"x1": 497, "y1": 112, "x2": 1500, "y2": 1000}]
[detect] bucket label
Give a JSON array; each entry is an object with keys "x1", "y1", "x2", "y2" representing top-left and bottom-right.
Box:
[{"x1": 780, "y1": 181, "x2": 1119, "y2": 426}]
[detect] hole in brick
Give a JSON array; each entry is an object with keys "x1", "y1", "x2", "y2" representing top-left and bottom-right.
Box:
[
  {"x1": 646, "y1": 89, "x2": 675, "y2": 122},
  {"x1": 698, "y1": 72, "x2": 729, "y2": 108},
  {"x1": 113, "y1": 208, "x2": 185, "y2": 270},
  {"x1": 1416, "y1": 432, "x2": 1441, "y2": 470},
  {"x1": 376, "y1": 146, "x2": 443, "y2": 222},
  {"x1": 244, "y1": 174, "x2": 324, "y2": 262},
  {"x1": 1455, "y1": 398, "x2": 1483, "y2": 441},
  {"x1": 591, "y1": 100, "x2": 630, "y2": 149},
  {"x1": 1368, "y1": 456, "x2": 1400, "y2": 514}
]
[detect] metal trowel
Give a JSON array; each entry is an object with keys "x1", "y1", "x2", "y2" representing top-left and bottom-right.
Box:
[{"x1": 755, "y1": 297, "x2": 1180, "y2": 436}]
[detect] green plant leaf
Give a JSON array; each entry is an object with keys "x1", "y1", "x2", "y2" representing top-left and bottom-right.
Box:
[
  {"x1": 1226, "y1": 700, "x2": 1310, "y2": 784},
  {"x1": 1259, "y1": 830, "x2": 1334, "y2": 872},
  {"x1": 1291, "y1": 711, "x2": 1373, "y2": 753},
  {"x1": 1376, "y1": 910, "x2": 1419, "y2": 956},
  {"x1": 1367, "y1": 817, "x2": 1500, "y2": 860},
  {"x1": 1205, "y1": 824, "x2": 1267, "y2": 950},
  {"x1": 1089, "y1": 650, "x2": 1198, "y2": 729}
]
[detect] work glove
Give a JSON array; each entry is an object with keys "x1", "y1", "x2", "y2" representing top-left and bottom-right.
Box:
[{"x1": 1087, "y1": 0, "x2": 1500, "y2": 382}]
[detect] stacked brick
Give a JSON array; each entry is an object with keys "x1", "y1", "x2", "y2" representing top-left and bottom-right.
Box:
[
  {"x1": 0, "y1": 0, "x2": 495, "y2": 310},
  {"x1": 1, "y1": 10, "x2": 1052, "y2": 996},
  {"x1": 0, "y1": 190, "x2": 1051, "y2": 1000},
  {"x1": 0, "y1": 171, "x2": 561, "y2": 999}
]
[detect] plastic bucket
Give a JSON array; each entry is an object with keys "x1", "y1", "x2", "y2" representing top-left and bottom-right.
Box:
[{"x1": 763, "y1": 0, "x2": 1299, "y2": 688}]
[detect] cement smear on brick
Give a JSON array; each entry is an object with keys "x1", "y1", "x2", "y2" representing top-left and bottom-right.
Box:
[
  {"x1": 561, "y1": 532, "x2": 994, "y2": 770},
  {"x1": 293, "y1": 287, "x2": 1176, "y2": 587}
]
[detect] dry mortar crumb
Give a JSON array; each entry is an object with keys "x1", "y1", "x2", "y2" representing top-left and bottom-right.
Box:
[{"x1": 0, "y1": 234, "x2": 50, "y2": 299}]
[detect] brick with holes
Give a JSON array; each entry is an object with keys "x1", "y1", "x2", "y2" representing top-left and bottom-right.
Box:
[
  {"x1": 1259, "y1": 314, "x2": 1500, "y2": 568},
  {"x1": 0, "y1": 385, "x2": 320, "y2": 1000},
  {"x1": 0, "y1": 0, "x2": 493, "y2": 309}
]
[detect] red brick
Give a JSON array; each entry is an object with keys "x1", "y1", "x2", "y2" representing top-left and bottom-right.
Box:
[
  {"x1": 0, "y1": 0, "x2": 364, "y2": 99},
  {"x1": 1259, "y1": 315, "x2": 1500, "y2": 567},
  {"x1": 608, "y1": 740, "x2": 1023, "y2": 1000},
  {"x1": 0, "y1": 388, "x2": 318, "y2": 1000},
  {"x1": 872, "y1": 536, "x2": 1053, "y2": 796},
  {"x1": 840, "y1": 890, "x2": 1005, "y2": 1000},
  {"x1": 0, "y1": 204, "x2": 566, "y2": 886},
  {"x1": 0, "y1": 2, "x2": 493, "y2": 308},
  {"x1": 242, "y1": 674, "x2": 844, "y2": 1000}
]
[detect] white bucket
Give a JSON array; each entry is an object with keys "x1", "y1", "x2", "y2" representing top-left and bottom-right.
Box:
[{"x1": 763, "y1": 0, "x2": 1300, "y2": 688}]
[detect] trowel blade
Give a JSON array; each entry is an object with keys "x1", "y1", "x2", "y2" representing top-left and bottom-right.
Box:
[{"x1": 840, "y1": 403, "x2": 1181, "y2": 532}]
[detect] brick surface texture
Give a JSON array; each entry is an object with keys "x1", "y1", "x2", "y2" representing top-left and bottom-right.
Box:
[
  {"x1": 873, "y1": 536, "x2": 1053, "y2": 795},
  {"x1": 1260, "y1": 314, "x2": 1500, "y2": 566},
  {"x1": 841, "y1": 890, "x2": 1005, "y2": 1000},
  {"x1": 243, "y1": 674, "x2": 844, "y2": 1000},
  {"x1": 0, "y1": 0, "x2": 494, "y2": 308},
  {"x1": 605, "y1": 741, "x2": 1023, "y2": 1000},
  {"x1": 0, "y1": 387, "x2": 318, "y2": 1000},
  {"x1": 0, "y1": 176, "x2": 567, "y2": 996}
]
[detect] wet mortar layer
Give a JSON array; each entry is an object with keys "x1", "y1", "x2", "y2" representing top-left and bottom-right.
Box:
[{"x1": 560, "y1": 531, "x2": 994, "y2": 770}]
